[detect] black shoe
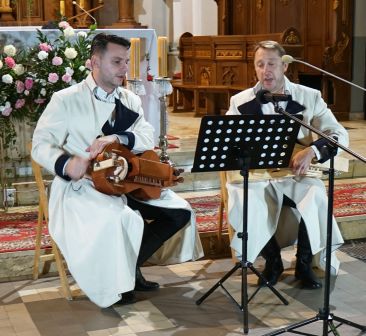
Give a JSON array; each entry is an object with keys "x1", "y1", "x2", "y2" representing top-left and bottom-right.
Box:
[
  {"x1": 258, "y1": 257, "x2": 284, "y2": 286},
  {"x1": 134, "y1": 266, "x2": 160, "y2": 291},
  {"x1": 115, "y1": 291, "x2": 137, "y2": 305},
  {"x1": 295, "y1": 260, "x2": 322, "y2": 289}
]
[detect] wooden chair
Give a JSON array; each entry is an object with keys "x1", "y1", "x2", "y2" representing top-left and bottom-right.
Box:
[
  {"x1": 28, "y1": 143, "x2": 73, "y2": 300},
  {"x1": 217, "y1": 171, "x2": 238, "y2": 262}
]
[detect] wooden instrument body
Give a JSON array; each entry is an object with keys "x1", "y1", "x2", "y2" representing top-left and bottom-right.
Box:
[{"x1": 91, "y1": 143, "x2": 179, "y2": 200}]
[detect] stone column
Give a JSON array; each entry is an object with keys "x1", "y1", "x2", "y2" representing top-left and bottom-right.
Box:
[{"x1": 109, "y1": 0, "x2": 145, "y2": 28}]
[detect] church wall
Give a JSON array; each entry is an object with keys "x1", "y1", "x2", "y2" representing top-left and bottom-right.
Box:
[{"x1": 134, "y1": 0, "x2": 217, "y2": 77}]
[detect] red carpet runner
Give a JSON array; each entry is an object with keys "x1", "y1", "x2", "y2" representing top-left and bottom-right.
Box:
[{"x1": 0, "y1": 182, "x2": 365, "y2": 253}]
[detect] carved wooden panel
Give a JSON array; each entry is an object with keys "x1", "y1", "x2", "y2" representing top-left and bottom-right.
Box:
[{"x1": 0, "y1": 0, "x2": 61, "y2": 25}]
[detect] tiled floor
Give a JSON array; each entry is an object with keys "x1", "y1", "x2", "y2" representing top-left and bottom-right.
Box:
[{"x1": 0, "y1": 250, "x2": 366, "y2": 335}]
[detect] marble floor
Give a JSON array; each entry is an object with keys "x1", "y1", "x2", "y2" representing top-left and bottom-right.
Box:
[
  {"x1": 1, "y1": 111, "x2": 366, "y2": 336},
  {"x1": 0, "y1": 249, "x2": 366, "y2": 336}
]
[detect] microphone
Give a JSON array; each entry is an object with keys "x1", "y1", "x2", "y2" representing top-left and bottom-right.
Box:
[
  {"x1": 72, "y1": 0, "x2": 97, "y2": 26},
  {"x1": 281, "y1": 54, "x2": 366, "y2": 92},
  {"x1": 256, "y1": 89, "x2": 292, "y2": 104}
]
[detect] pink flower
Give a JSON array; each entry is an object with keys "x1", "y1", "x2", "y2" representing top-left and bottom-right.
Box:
[
  {"x1": 85, "y1": 59, "x2": 92, "y2": 70},
  {"x1": 58, "y1": 21, "x2": 70, "y2": 29},
  {"x1": 2, "y1": 107, "x2": 12, "y2": 116},
  {"x1": 15, "y1": 80, "x2": 25, "y2": 93},
  {"x1": 4, "y1": 56, "x2": 16, "y2": 69},
  {"x1": 39, "y1": 42, "x2": 52, "y2": 52},
  {"x1": 48, "y1": 73, "x2": 59, "y2": 83},
  {"x1": 34, "y1": 98, "x2": 46, "y2": 104},
  {"x1": 62, "y1": 73, "x2": 72, "y2": 83},
  {"x1": 24, "y1": 78, "x2": 34, "y2": 90},
  {"x1": 15, "y1": 98, "x2": 25, "y2": 109},
  {"x1": 52, "y1": 56, "x2": 63, "y2": 66}
]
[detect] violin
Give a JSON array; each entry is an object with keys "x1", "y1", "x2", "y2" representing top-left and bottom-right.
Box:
[{"x1": 90, "y1": 143, "x2": 183, "y2": 200}]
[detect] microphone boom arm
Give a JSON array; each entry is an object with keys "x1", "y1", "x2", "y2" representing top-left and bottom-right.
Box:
[{"x1": 293, "y1": 59, "x2": 366, "y2": 92}]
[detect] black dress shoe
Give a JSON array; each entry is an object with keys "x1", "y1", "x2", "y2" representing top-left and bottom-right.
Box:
[
  {"x1": 115, "y1": 291, "x2": 137, "y2": 305},
  {"x1": 258, "y1": 257, "x2": 284, "y2": 286},
  {"x1": 134, "y1": 266, "x2": 160, "y2": 291},
  {"x1": 295, "y1": 260, "x2": 322, "y2": 289}
]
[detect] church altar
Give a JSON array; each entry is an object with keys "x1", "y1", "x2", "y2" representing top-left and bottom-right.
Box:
[{"x1": 0, "y1": 28, "x2": 162, "y2": 147}]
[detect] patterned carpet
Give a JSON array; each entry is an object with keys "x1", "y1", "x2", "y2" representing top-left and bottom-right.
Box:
[{"x1": 0, "y1": 182, "x2": 365, "y2": 253}]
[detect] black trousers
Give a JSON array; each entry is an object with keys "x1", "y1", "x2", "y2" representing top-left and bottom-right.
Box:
[
  {"x1": 283, "y1": 195, "x2": 312, "y2": 253},
  {"x1": 126, "y1": 195, "x2": 191, "y2": 266}
]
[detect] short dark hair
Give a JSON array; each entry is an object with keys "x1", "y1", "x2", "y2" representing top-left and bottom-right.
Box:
[
  {"x1": 254, "y1": 40, "x2": 286, "y2": 57},
  {"x1": 90, "y1": 33, "x2": 131, "y2": 57}
]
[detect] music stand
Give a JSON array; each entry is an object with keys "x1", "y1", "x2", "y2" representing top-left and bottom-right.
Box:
[{"x1": 192, "y1": 114, "x2": 303, "y2": 334}]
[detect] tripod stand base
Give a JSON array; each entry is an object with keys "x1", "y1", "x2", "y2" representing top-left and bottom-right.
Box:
[
  {"x1": 265, "y1": 312, "x2": 366, "y2": 336},
  {"x1": 196, "y1": 260, "x2": 289, "y2": 334}
]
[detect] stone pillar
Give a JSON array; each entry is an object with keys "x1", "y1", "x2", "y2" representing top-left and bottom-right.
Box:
[{"x1": 109, "y1": 0, "x2": 146, "y2": 28}]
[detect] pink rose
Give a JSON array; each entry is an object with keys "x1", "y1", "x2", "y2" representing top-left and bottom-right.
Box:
[
  {"x1": 16, "y1": 80, "x2": 25, "y2": 93},
  {"x1": 48, "y1": 73, "x2": 59, "y2": 83},
  {"x1": 85, "y1": 59, "x2": 92, "y2": 70},
  {"x1": 24, "y1": 78, "x2": 34, "y2": 90},
  {"x1": 15, "y1": 98, "x2": 25, "y2": 109},
  {"x1": 52, "y1": 56, "x2": 63, "y2": 66},
  {"x1": 39, "y1": 42, "x2": 52, "y2": 52},
  {"x1": 34, "y1": 98, "x2": 46, "y2": 104},
  {"x1": 2, "y1": 107, "x2": 12, "y2": 116},
  {"x1": 62, "y1": 73, "x2": 72, "y2": 83},
  {"x1": 58, "y1": 21, "x2": 70, "y2": 29},
  {"x1": 4, "y1": 56, "x2": 16, "y2": 69}
]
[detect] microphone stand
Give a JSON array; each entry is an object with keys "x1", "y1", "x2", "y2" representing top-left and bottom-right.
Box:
[
  {"x1": 288, "y1": 58, "x2": 366, "y2": 93},
  {"x1": 264, "y1": 102, "x2": 366, "y2": 336}
]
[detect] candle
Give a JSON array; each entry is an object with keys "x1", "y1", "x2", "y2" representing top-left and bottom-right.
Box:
[
  {"x1": 129, "y1": 38, "x2": 141, "y2": 79},
  {"x1": 60, "y1": 0, "x2": 65, "y2": 16},
  {"x1": 158, "y1": 36, "x2": 168, "y2": 77}
]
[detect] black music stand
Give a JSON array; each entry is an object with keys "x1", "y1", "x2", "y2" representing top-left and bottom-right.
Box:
[{"x1": 192, "y1": 114, "x2": 303, "y2": 334}]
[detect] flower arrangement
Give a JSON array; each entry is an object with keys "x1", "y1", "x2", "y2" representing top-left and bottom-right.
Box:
[
  {"x1": 0, "y1": 44, "x2": 29, "y2": 147},
  {"x1": 0, "y1": 21, "x2": 95, "y2": 147},
  {"x1": 24, "y1": 21, "x2": 95, "y2": 122}
]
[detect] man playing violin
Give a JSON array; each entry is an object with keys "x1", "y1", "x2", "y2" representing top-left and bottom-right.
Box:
[
  {"x1": 31, "y1": 33, "x2": 203, "y2": 308},
  {"x1": 226, "y1": 40, "x2": 348, "y2": 290}
]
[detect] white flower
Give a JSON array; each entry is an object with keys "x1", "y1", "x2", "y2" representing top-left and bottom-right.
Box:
[
  {"x1": 65, "y1": 67, "x2": 74, "y2": 75},
  {"x1": 40, "y1": 88, "x2": 46, "y2": 96},
  {"x1": 63, "y1": 27, "x2": 75, "y2": 38},
  {"x1": 2, "y1": 74, "x2": 13, "y2": 84},
  {"x1": 77, "y1": 31, "x2": 87, "y2": 38},
  {"x1": 40, "y1": 79, "x2": 47, "y2": 86},
  {"x1": 38, "y1": 50, "x2": 49, "y2": 60},
  {"x1": 78, "y1": 65, "x2": 86, "y2": 71},
  {"x1": 24, "y1": 90, "x2": 30, "y2": 96},
  {"x1": 4, "y1": 44, "x2": 16, "y2": 57},
  {"x1": 0, "y1": 60, "x2": 3, "y2": 69},
  {"x1": 13, "y1": 64, "x2": 25, "y2": 75},
  {"x1": 64, "y1": 47, "x2": 78, "y2": 60}
]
